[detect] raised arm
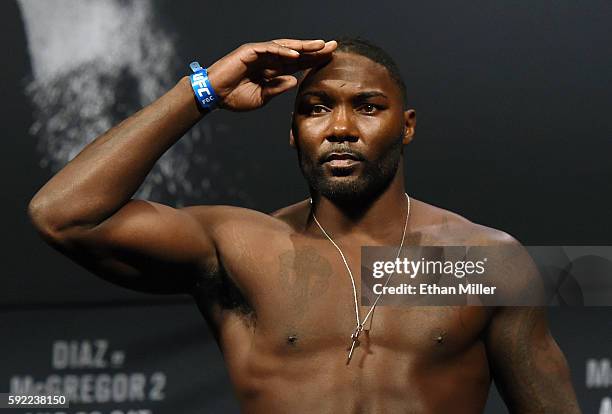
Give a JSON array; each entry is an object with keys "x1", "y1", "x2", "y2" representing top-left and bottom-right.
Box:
[
  {"x1": 27, "y1": 39, "x2": 337, "y2": 294},
  {"x1": 486, "y1": 306, "x2": 581, "y2": 413}
]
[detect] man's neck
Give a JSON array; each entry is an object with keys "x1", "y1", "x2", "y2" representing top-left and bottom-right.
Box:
[{"x1": 307, "y1": 175, "x2": 408, "y2": 244}]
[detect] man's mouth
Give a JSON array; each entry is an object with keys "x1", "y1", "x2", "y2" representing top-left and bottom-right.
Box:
[{"x1": 323, "y1": 152, "x2": 362, "y2": 168}]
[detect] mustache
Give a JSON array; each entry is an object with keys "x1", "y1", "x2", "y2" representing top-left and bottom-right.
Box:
[{"x1": 318, "y1": 147, "x2": 366, "y2": 164}]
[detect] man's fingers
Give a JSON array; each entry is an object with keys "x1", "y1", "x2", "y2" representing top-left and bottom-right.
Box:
[
  {"x1": 242, "y1": 39, "x2": 336, "y2": 63},
  {"x1": 239, "y1": 39, "x2": 337, "y2": 78},
  {"x1": 304, "y1": 40, "x2": 338, "y2": 56},
  {"x1": 260, "y1": 50, "x2": 335, "y2": 78},
  {"x1": 268, "y1": 40, "x2": 337, "y2": 71},
  {"x1": 240, "y1": 42, "x2": 300, "y2": 64},
  {"x1": 272, "y1": 39, "x2": 329, "y2": 53}
]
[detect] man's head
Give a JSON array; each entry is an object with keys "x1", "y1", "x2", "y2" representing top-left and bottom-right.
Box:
[{"x1": 291, "y1": 37, "x2": 416, "y2": 205}]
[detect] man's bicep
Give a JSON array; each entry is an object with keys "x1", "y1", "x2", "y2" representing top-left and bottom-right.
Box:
[
  {"x1": 485, "y1": 307, "x2": 581, "y2": 413},
  {"x1": 55, "y1": 200, "x2": 219, "y2": 294}
]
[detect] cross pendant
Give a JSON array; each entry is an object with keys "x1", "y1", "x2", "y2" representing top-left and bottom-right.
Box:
[{"x1": 346, "y1": 327, "x2": 362, "y2": 364}]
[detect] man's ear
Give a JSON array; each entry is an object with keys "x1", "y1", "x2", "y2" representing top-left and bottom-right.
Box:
[
  {"x1": 289, "y1": 111, "x2": 296, "y2": 148},
  {"x1": 289, "y1": 128, "x2": 296, "y2": 148},
  {"x1": 402, "y1": 109, "x2": 416, "y2": 144}
]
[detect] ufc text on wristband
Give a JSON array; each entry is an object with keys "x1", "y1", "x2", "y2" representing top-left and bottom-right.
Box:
[{"x1": 189, "y1": 61, "x2": 218, "y2": 111}]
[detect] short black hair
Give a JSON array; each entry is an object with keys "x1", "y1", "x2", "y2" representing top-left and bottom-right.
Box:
[{"x1": 335, "y1": 37, "x2": 408, "y2": 108}]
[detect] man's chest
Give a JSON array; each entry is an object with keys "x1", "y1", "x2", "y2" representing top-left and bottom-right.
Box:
[{"x1": 208, "y1": 233, "x2": 493, "y2": 357}]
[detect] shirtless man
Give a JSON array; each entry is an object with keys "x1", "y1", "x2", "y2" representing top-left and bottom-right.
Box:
[{"x1": 28, "y1": 38, "x2": 581, "y2": 413}]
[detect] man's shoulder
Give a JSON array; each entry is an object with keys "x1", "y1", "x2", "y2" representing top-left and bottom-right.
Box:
[{"x1": 410, "y1": 198, "x2": 520, "y2": 246}]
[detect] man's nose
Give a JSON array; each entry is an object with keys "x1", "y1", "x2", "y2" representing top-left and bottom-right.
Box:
[{"x1": 327, "y1": 106, "x2": 358, "y2": 143}]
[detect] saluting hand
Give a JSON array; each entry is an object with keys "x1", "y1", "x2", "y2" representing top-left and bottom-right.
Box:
[{"x1": 206, "y1": 39, "x2": 337, "y2": 111}]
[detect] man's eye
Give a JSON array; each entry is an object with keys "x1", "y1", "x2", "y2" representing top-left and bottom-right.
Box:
[
  {"x1": 360, "y1": 104, "x2": 378, "y2": 113},
  {"x1": 311, "y1": 105, "x2": 328, "y2": 114}
]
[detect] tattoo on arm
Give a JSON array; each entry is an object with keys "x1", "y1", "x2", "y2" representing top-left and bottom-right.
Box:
[{"x1": 487, "y1": 307, "x2": 581, "y2": 413}]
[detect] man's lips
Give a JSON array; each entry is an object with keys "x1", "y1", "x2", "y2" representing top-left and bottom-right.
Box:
[
  {"x1": 326, "y1": 152, "x2": 358, "y2": 160},
  {"x1": 322, "y1": 152, "x2": 363, "y2": 167},
  {"x1": 326, "y1": 158, "x2": 360, "y2": 168},
  {"x1": 327, "y1": 152, "x2": 358, "y2": 160}
]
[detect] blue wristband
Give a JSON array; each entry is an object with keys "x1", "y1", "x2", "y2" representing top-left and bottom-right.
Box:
[{"x1": 189, "y1": 61, "x2": 218, "y2": 111}]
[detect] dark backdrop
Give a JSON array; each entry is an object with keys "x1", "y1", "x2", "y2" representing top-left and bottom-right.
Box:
[{"x1": 2, "y1": 0, "x2": 610, "y2": 412}]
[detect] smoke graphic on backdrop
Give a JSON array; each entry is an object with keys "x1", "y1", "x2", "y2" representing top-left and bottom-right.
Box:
[{"x1": 17, "y1": 0, "x2": 242, "y2": 205}]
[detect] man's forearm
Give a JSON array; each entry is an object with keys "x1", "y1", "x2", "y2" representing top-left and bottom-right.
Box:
[{"x1": 28, "y1": 76, "x2": 205, "y2": 233}]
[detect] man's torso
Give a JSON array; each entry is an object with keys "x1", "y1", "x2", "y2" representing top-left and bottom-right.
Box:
[{"x1": 190, "y1": 198, "x2": 505, "y2": 413}]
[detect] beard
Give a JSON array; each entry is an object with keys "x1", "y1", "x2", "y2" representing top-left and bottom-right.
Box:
[{"x1": 297, "y1": 137, "x2": 403, "y2": 205}]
